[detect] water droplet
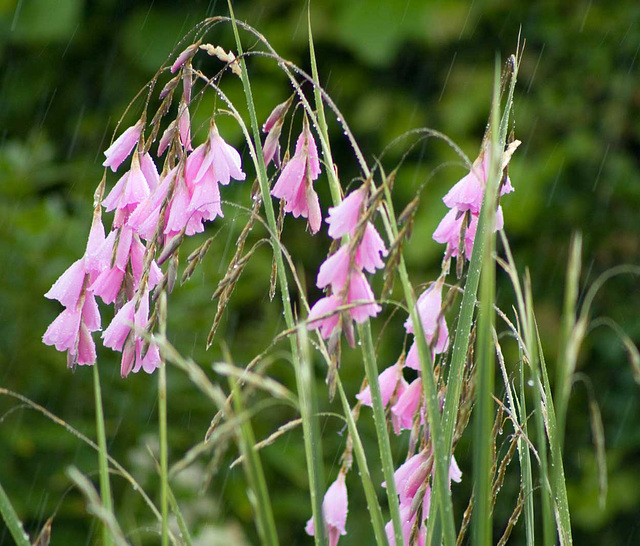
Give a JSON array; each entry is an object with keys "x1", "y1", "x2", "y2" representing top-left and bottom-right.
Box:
[{"x1": 527, "y1": 379, "x2": 534, "y2": 387}]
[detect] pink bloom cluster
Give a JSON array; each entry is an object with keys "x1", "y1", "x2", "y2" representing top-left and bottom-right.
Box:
[
  {"x1": 384, "y1": 451, "x2": 462, "y2": 544},
  {"x1": 44, "y1": 85, "x2": 245, "y2": 376},
  {"x1": 271, "y1": 118, "x2": 322, "y2": 233},
  {"x1": 305, "y1": 472, "x2": 348, "y2": 546},
  {"x1": 433, "y1": 145, "x2": 515, "y2": 259},
  {"x1": 307, "y1": 187, "x2": 387, "y2": 341}
]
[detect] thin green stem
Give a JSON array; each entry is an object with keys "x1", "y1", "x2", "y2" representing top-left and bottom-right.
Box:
[
  {"x1": 334, "y1": 374, "x2": 388, "y2": 545},
  {"x1": 159, "y1": 348, "x2": 169, "y2": 546},
  {"x1": 357, "y1": 321, "x2": 404, "y2": 545},
  {"x1": 227, "y1": 3, "x2": 325, "y2": 543},
  {"x1": 93, "y1": 361, "x2": 114, "y2": 546},
  {"x1": 0, "y1": 480, "x2": 30, "y2": 546},
  {"x1": 230, "y1": 377, "x2": 279, "y2": 546}
]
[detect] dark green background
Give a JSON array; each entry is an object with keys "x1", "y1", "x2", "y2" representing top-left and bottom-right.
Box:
[{"x1": 1, "y1": 0, "x2": 639, "y2": 544}]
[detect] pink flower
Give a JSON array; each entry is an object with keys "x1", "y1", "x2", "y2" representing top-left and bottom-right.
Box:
[
  {"x1": 103, "y1": 120, "x2": 143, "y2": 172},
  {"x1": 355, "y1": 223, "x2": 387, "y2": 273},
  {"x1": 171, "y1": 43, "x2": 199, "y2": 73},
  {"x1": 102, "y1": 291, "x2": 160, "y2": 377},
  {"x1": 189, "y1": 125, "x2": 246, "y2": 186},
  {"x1": 262, "y1": 98, "x2": 292, "y2": 167},
  {"x1": 306, "y1": 473, "x2": 348, "y2": 546},
  {"x1": 307, "y1": 295, "x2": 342, "y2": 339},
  {"x1": 325, "y1": 187, "x2": 366, "y2": 239},
  {"x1": 449, "y1": 455, "x2": 462, "y2": 483},
  {"x1": 102, "y1": 153, "x2": 152, "y2": 220},
  {"x1": 44, "y1": 259, "x2": 87, "y2": 309},
  {"x1": 356, "y1": 362, "x2": 407, "y2": 407},
  {"x1": 308, "y1": 273, "x2": 381, "y2": 340},
  {"x1": 317, "y1": 246, "x2": 351, "y2": 291},
  {"x1": 43, "y1": 292, "x2": 101, "y2": 367},
  {"x1": 271, "y1": 122, "x2": 322, "y2": 233},
  {"x1": 178, "y1": 104, "x2": 192, "y2": 151},
  {"x1": 347, "y1": 272, "x2": 381, "y2": 323},
  {"x1": 391, "y1": 377, "x2": 423, "y2": 430},
  {"x1": 385, "y1": 505, "x2": 426, "y2": 546}
]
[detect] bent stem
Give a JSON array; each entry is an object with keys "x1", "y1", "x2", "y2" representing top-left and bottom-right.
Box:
[{"x1": 93, "y1": 361, "x2": 114, "y2": 546}]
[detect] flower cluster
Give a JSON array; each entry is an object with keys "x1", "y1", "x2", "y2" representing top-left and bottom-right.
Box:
[
  {"x1": 307, "y1": 186, "x2": 387, "y2": 342},
  {"x1": 44, "y1": 49, "x2": 245, "y2": 376},
  {"x1": 271, "y1": 116, "x2": 322, "y2": 233},
  {"x1": 433, "y1": 143, "x2": 518, "y2": 259}
]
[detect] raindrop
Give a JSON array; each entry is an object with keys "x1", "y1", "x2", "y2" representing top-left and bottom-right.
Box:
[{"x1": 527, "y1": 379, "x2": 534, "y2": 387}]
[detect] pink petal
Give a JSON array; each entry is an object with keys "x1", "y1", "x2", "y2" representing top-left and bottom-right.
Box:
[
  {"x1": 323, "y1": 474, "x2": 348, "y2": 535},
  {"x1": 103, "y1": 120, "x2": 143, "y2": 172},
  {"x1": 306, "y1": 184, "x2": 322, "y2": 234},
  {"x1": 356, "y1": 362, "x2": 404, "y2": 407},
  {"x1": 76, "y1": 323, "x2": 97, "y2": 365},
  {"x1": 171, "y1": 43, "x2": 198, "y2": 73},
  {"x1": 102, "y1": 299, "x2": 135, "y2": 351},
  {"x1": 271, "y1": 156, "x2": 305, "y2": 202},
  {"x1": 348, "y1": 272, "x2": 381, "y2": 323},
  {"x1": 326, "y1": 188, "x2": 366, "y2": 239},
  {"x1": 43, "y1": 308, "x2": 82, "y2": 352},
  {"x1": 211, "y1": 128, "x2": 245, "y2": 184},
  {"x1": 90, "y1": 267, "x2": 125, "y2": 305},
  {"x1": 355, "y1": 223, "x2": 387, "y2": 273},
  {"x1": 84, "y1": 216, "x2": 106, "y2": 273},
  {"x1": 139, "y1": 152, "x2": 160, "y2": 192},
  {"x1": 82, "y1": 291, "x2": 101, "y2": 332},
  {"x1": 307, "y1": 295, "x2": 342, "y2": 339},
  {"x1": 44, "y1": 259, "x2": 86, "y2": 309},
  {"x1": 317, "y1": 246, "x2": 351, "y2": 291},
  {"x1": 442, "y1": 168, "x2": 485, "y2": 214},
  {"x1": 449, "y1": 455, "x2": 462, "y2": 483},
  {"x1": 391, "y1": 378, "x2": 422, "y2": 430}
]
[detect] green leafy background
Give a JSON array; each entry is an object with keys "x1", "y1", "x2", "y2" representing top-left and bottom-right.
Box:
[{"x1": 1, "y1": 0, "x2": 639, "y2": 544}]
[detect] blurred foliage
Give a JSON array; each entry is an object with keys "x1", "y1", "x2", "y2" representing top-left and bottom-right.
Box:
[{"x1": 1, "y1": 0, "x2": 639, "y2": 545}]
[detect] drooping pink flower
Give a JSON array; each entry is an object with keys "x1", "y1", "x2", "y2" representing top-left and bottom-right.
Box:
[
  {"x1": 43, "y1": 292, "x2": 101, "y2": 367},
  {"x1": 44, "y1": 259, "x2": 87, "y2": 310},
  {"x1": 171, "y1": 43, "x2": 199, "y2": 73},
  {"x1": 317, "y1": 246, "x2": 351, "y2": 291},
  {"x1": 404, "y1": 279, "x2": 449, "y2": 369},
  {"x1": 102, "y1": 154, "x2": 152, "y2": 222},
  {"x1": 355, "y1": 223, "x2": 387, "y2": 273},
  {"x1": 189, "y1": 124, "x2": 246, "y2": 186},
  {"x1": 391, "y1": 377, "x2": 423, "y2": 430},
  {"x1": 102, "y1": 290, "x2": 160, "y2": 377},
  {"x1": 103, "y1": 120, "x2": 144, "y2": 172},
  {"x1": 177, "y1": 104, "x2": 192, "y2": 151},
  {"x1": 385, "y1": 505, "x2": 426, "y2": 546},
  {"x1": 307, "y1": 295, "x2": 342, "y2": 339},
  {"x1": 271, "y1": 121, "x2": 322, "y2": 233},
  {"x1": 356, "y1": 361, "x2": 407, "y2": 408},
  {"x1": 305, "y1": 473, "x2": 348, "y2": 546},
  {"x1": 325, "y1": 187, "x2": 366, "y2": 239},
  {"x1": 262, "y1": 98, "x2": 292, "y2": 168},
  {"x1": 347, "y1": 272, "x2": 381, "y2": 323}
]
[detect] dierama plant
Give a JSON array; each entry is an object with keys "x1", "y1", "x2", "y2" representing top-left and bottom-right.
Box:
[{"x1": 21, "y1": 6, "x2": 637, "y2": 546}]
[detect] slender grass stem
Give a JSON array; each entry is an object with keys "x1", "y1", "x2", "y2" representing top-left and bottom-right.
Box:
[
  {"x1": 92, "y1": 361, "x2": 114, "y2": 546},
  {"x1": 334, "y1": 374, "x2": 387, "y2": 545},
  {"x1": 0, "y1": 480, "x2": 30, "y2": 546},
  {"x1": 378, "y1": 176, "x2": 456, "y2": 546},
  {"x1": 357, "y1": 321, "x2": 404, "y2": 544},
  {"x1": 227, "y1": 3, "x2": 325, "y2": 543},
  {"x1": 158, "y1": 305, "x2": 169, "y2": 546},
  {"x1": 230, "y1": 377, "x2": 280, "y2": 546}
]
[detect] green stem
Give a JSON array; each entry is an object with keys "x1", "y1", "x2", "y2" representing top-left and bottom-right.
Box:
[
  {"x1": 227, "y1": 4, "x2": 325, "y2": 543},
  {"x1": 230, "y1": 377, "x2": 279, "y2": 546},
  {"x1": 93, "y1": 361, "x2": 114, "y2": 546},
  {"x1": 357, "y1": 322, "x2": 404, "y2": 545},
  {"x1": 159, "y1": 351, "x2": 169, "y2": 546},
  {"x1": 379, "y1": 173, "x2": 457, "y2": 546},
  {"x1": 0, "y1": 480, "x2": 30, "y2": 546},
  {"x1": 334, "y1": 374, "x2": 387, "y2": 545}
]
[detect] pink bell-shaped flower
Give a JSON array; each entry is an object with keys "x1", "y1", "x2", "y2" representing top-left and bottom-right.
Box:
[
  {"x1": 305, "y1": 473, "x2": 348, "y2": 546},
  {"x1": 271, "y1": 120, "x2": 322, "y2": 233},
  {"x1": 103, "y1": 120, "x2": 143, "y2": 172}
]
